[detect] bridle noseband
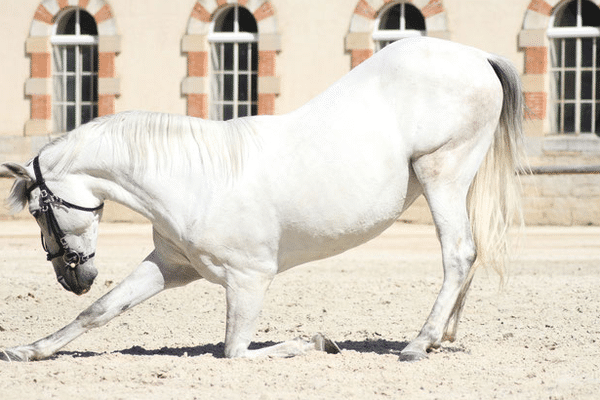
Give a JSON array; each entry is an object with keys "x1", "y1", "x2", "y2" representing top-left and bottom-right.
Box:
[{"x1": 26, "y1": 156, "x2": 104, "y2": 268}]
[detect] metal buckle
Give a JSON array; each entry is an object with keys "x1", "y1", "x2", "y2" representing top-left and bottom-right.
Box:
[
  {"x1": 40, "y1": 189, "x2": 59, "y2": 206},
  {"x1": 63, "y1": 251, "x2": 81, "y2": 269}
]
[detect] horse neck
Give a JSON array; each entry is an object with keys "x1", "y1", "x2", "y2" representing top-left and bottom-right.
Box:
[
  {"x1": 51, "y1": 115, "x2": 257, "y2": 228},
  {"x1": 38, "y1": 132, "x2": 163, "y2": 224}
]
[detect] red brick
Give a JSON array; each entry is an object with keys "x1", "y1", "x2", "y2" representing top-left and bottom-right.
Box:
[
  {"x1": 258, "y1": 51, "x2": 276, "y2": 77},
  {"x1": 79, "y1": 0, "x2": 90, "y2": 9},
  {"x1": 258, "y1": 93, "x2": 275, "y2": 115},
  {"x1": 94, "y1": 4, "x2": 113, "y2": 24},
  {"x1": 351, "y1": 49, "x2": 373, "y2": 69},
  {"x1": 354, "y1": 0, "x2": 376, "y2": 20},
  {"x1": 98, "y1": 52, "x2": 115, "y2": 78},
  {"x1": 31, "y1": 53, "x2": 51, "y2": 78},
  {"x1": 188, "y1": 94, "x2": 208, "y2": 118},
  {"x1": 188, "y1": 52, "x2": 208, "y2": 77},
  {"x1": 421, "y1": 0, "x2": 444, "y2": 18},
  {"x1": 524, "y1": 91, "x2": 547, "y2": 120},
  {"x1": 191, "y1": 2, "x2": 211, "y2": 23},
  {"x1": 31, "y1": 95, "x2": 51, "y2": 119},
  {"x1": 524, "y1": 47, "x2": 547, "y2": 74},
  {"x1": 33, "y1": 4, "x2": 53, "y2": 24},
  {"x1": 527, "y1": 0, "x2": 553, "y2": 16},
  {"x1": 57, "y1": 0, "x2": 68, "y2": 10},
  {"x1": 254, "y1": 1, "x2": 275, "y2": 22},
  {"x1": 98, "y1": 94, "x2": 115, "y2": 116}
]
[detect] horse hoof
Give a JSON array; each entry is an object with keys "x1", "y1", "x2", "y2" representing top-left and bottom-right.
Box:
[
  {"x1": 398, "y1": 350, "x2": 428, "y2": 362},
  {"x1": 311, "y1": 333, "x2": 341, "y2": 354},
  {"x1": 1, "y1": 349, "x2": 24, "y2": 362}
]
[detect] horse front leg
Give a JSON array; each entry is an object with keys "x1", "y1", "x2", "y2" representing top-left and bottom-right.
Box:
[
  {"x1": 223, "y1": 266, "x2": 339, "y2": 359},
  {"x1": 1, "y1": 251, "x2": 170, "y2": 362}
]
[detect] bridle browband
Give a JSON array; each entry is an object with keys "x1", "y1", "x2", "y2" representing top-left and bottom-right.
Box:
[{"x1": 26, "y1": 156, "x2": 104, "y2": 268}]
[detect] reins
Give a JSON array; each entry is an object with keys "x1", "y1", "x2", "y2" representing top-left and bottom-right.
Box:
[{"x1": 26, "y1": 156, "x2": 104, "y2": 268}]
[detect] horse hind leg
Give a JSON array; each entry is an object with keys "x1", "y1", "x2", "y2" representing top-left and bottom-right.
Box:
[
  {"x1": 400, "y1": 154, "x2": 480, "y2": 361},
  {"x1": 442, "y1": 273, "x2": 474, "y2": 343},
  {"x1": 223, "y1": 266, "x2": 340, "y2": 358}
]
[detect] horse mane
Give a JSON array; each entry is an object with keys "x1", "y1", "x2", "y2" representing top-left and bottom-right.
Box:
[{"x1": 40, "y1": 111, "x2": 260, "y2": 183}]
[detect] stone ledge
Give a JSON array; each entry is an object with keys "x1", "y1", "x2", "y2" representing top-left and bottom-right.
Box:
[
  {"x1": 543, "y1": 135, "x2": 600, "y2": 154},
  {"x1": 98, "y1": 35, "x2": 121, "y2": 53},
  {"x1": 181, "y1": 76, "x2": 207, "y2": 95},
  {"x1": 518, "y1": 29, "x2": 547, "y2": 48},
  {"x1": 345, "y1": 32, "x2": 372, "y2": 50},
  {"x1": 25, "y1": 78, "x2": 51, "y2": 95},
  {"x1": 24, "y1": 119, "x2": 52, "y2": 137},
  {"x1": 25, "y1": 36, "x2": 51, "y2": 53},
  {"x1": 98, "y1": 77, "x2": 121, "y2": 95},
  {"x1": 258, "y1": 76, "x2": 280, "y2": 95},
  {"x1": 259, "y1": 33, "x2": 281, "y2": 51},
  {"x1": 182, "y1": 35, "x2": 208, "y2": 53}
]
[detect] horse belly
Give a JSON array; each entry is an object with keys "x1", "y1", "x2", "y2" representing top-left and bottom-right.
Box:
[{"x1": 275, "y1": 156, "x2": 419, "y2": 270}]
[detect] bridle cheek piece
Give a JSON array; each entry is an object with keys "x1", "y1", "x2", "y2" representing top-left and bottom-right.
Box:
[{"x1": 28, "y1": 156, "x2": 104, "y2": 269}]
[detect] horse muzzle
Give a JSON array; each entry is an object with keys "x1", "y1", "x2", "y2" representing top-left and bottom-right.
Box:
[{"x1": 54, "y1": 260, "x2": 98, "y2": 295}]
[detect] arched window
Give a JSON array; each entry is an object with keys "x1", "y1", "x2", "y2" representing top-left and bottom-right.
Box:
[
  {"x1": 52, "y1": 8, "x2": 98, "y2": 132},
  {"x1": 373, "y1": 2, "x2": 426, "y2": 52},
  {"x1": 209, "y1": 5, "x2": 258, "y2": 121},
  {"x1": 548, "y1": 0, "x2": 600, "y2": 136}
]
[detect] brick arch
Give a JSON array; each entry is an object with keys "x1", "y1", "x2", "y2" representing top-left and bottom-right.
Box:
[
  {"x1": 345, "y1": 0, "x2": 449, "y2": 68},
  {"x1": 25, "y1": 0, "x2": 120, "y2": 135},
  {"x1": 519, "y1": 0, "x2": 600, "y2": 135},
  {"x1": 182, "y1": 0, "x2": 281, "y2": 118}
]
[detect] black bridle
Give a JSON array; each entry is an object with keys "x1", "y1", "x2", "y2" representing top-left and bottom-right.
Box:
[{"x1": 26, "y1": 156, "x2": 104, "y2": 268}]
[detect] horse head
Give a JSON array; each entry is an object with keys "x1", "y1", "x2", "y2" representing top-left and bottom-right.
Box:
[{"x1": 2, "y1": 157, "x2": 103, "y2": 295}]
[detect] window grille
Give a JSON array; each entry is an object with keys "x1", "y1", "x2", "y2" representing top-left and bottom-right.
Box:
[
  {"x1": 209, "y1": 5, "x2": 258, "y2": 121},
  {"x1": 373, "y1": 2, "x2": 426, "y2": 52},
  {"x1": 548, "y1": 0, "x2": 600, "y2": 135},
  {"x1": 52, "y1": 8, "x2": 98, "y2": 132}
]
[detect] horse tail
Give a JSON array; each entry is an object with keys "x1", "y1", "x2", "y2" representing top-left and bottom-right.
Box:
[{"x1": 467, "y1": 55, "x2": 527, "y2": 283}]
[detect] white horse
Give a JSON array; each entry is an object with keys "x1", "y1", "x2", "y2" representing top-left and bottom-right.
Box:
[{"x1": 1, "y1": 37, "x2": 525, "y2": 362}]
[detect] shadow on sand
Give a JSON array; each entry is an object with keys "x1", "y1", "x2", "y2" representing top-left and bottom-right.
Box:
[{"x1": 55, "y1": 338, "x2": 418, "y2": 360}]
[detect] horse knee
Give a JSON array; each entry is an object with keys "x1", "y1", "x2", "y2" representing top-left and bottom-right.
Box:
[{"x1": 76, "y1": 301, "x2": 119, "y2": 329}]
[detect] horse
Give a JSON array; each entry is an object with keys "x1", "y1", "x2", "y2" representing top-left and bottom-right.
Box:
[{"x1": 1, "y1": 37, "x2": 525, "y2": 362}]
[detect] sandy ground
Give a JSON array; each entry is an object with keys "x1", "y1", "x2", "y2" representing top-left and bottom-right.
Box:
[{"x1": 0, "y1": 219, "x2": 599, "y2": 399}]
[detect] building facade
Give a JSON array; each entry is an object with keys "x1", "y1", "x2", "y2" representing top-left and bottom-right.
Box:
[{"x1": 1, "y1": 0, "x2": 599, "y2": 224}]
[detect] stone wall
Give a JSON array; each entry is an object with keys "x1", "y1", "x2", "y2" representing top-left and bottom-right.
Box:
[
  {"x1": 521, "y1": 173, "x2": 600, "y2": 226},
  {"x1": 395, "y1": 172, "x2": 600, "y2": 227}
]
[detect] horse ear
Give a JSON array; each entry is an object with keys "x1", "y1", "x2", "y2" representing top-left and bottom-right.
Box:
[
  {"x1": 2, "y1": 162, "x2": 34, "y2": 214},
  {"x1": 1, "y1": 162, "x2": 34, "y2": 182}
]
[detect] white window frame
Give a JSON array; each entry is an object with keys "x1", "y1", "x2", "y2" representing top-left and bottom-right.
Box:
[
  {"x1": 208, "y1": 5, "x2": 258, "y2": 121},
  {"x1": 51, "y1": 8, "x2": 98, "y2": 133},
  {"x1": 547, "y1": 0, "x2": 600, "y2": 135},
  {"x1": 373, "y1": 2, "x2": 426, "y2": 52}
]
